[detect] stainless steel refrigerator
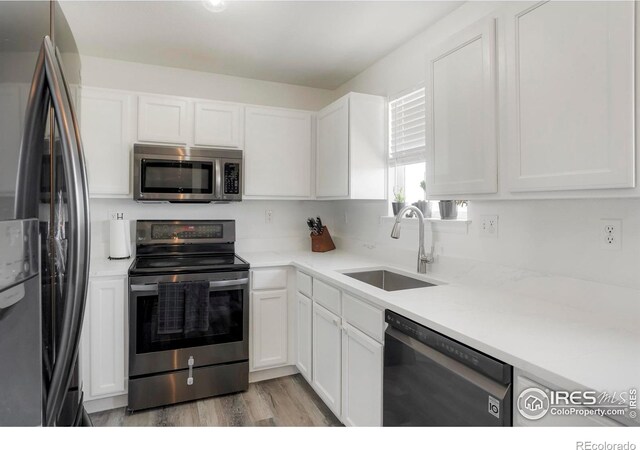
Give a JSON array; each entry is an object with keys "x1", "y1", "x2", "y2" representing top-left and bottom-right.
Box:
[{"x1": 0, "y1": 0, "x2": 91, "y2": 426}]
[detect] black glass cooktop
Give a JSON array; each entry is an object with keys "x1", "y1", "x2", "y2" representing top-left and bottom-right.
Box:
[{"x1": 129, "y1": 253, "x2": 249, "y2": 275}]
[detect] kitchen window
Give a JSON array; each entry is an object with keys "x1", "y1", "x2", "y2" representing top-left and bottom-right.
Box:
[{"x1": 388, "y1": 87, "x2": 467, "y2": 219}]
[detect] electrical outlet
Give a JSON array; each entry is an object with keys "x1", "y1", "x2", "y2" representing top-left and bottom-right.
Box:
[
  {"x1": 480, "y1": 215, "x2": 498, "y2": 238},
  {"x1": 600, "y1": 219, "x2": 622, "y2": 250},
  {"x1": 107, "y1": 210, "x2": 125, "y2": 220},
  {"x1": 265, "y1": 209, "x2": 273, "y2": 224}
]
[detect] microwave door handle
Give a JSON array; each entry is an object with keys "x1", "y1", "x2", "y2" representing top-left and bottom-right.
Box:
[
  {"x1": 17, "y1": 36, "x2": 91, "y2": 426},
  {"x1": 215, "y1": 159, "x2": 222, "y2": 199}
]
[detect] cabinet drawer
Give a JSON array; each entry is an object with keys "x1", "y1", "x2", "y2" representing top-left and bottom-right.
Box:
[
  {"x1": 252, "y1": 268, "x2": 287, "y2": 291},
  {"x1": 342, "y1": 293, "x2": 384, "y2": 342},
  {"x1": 313, "y1": 279, "x2": 341, "y2": 315},
  {"x1": 296, "y1": 271, "x2": 312, "y2": 297}
]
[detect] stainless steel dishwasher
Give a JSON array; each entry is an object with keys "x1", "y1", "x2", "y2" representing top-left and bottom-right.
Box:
[{"x1": 383, "y1": 310, "x2": 512, "y2": 426}]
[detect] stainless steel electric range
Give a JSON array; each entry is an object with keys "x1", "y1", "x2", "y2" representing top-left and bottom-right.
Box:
[{"x1": 127, "y1": 220, "x2": 250, "y2": 412}]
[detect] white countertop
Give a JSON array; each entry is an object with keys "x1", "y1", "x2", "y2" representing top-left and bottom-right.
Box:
[{"x1": 90, "y1": 248, "x2": 640, "y2": 425}]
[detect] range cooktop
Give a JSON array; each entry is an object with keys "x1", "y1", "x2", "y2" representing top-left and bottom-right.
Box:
[{"x1": 129, "y1": 253, "x2": 250, "y2": 275}]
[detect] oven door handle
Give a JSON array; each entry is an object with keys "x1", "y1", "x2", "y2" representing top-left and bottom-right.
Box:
[{"x1": 130, "y1": 278, "x2": 249, "y2": 293}]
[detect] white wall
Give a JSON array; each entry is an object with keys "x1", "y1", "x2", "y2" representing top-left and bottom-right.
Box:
[
  {"x1": 330, "y1": 1, "x2": 640, "y2": 290},
  {"x1": 80, "y1": 55, "x2": 337, "y2": 110}
]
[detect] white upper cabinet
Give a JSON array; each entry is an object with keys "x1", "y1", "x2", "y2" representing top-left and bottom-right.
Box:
[
  {"x1": 244, "y1": 106, "x2": 313, "y2": 198},
  {"x1": 317, "y1": 96, "x2": 349, "y2": 198},
  {"x1": 138, "y1": 95, "x2": 189, "y2": 144},
  {"x1": 316, "y1": 92, "x2": 386, "y2": 199},
  {"x1": 505, "y1": 1, "x2": 635, "y2": 192},
  {"x1": 193, "y1": 101, "x2": 243, "y2": 148},
  {"x1": 426, "y1": 16, "x2": 498, "y2": 196},
  {"x1": 80, "y1": 87, "x2": 133, "y2": 196}
]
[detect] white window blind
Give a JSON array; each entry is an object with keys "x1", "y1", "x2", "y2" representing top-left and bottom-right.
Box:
[{"x1": 388, "y1": 87, "x2": 426, "y2": 165}]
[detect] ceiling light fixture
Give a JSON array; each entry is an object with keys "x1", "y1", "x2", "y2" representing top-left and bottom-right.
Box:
[{"x1": 202, "y1": 0, "x2": 226, "y2": 13}]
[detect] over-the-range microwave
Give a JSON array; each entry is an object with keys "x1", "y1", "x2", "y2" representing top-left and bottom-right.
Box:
[{"x1": 133, "y1": 144, "x2": 242, "y2": 203}]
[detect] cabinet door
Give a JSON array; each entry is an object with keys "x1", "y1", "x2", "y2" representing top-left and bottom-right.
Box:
[
  {"x1": 316, "y1": 96, "x2": 349, "y2": 198},
  {"x1": 312, "y1": 302, "x2": 342, "y2": 417},
  {"x1": 138, "y1": 95, "x2": 188, "y2": 144},
  {"x1": 244, "y1": 106, "x2": 313, "y2": 198},
  {"x1": 506, "y1": 1, "x2": 635, "y2": 192},
  {"x1": 295, "y1": 292, "x2": 313, "y2": 382},
  {"x1": 82, "y1": 277, "x2": 126, "y2": 400},
  {"x1": 80, "y1": 88, "x2": 133, "y2": 195},
  {"x1": 251, "y1": 290, "x2": 288, "y2": 370},
  {"x1": 342, "y1": 323, "x2": 383, "y2": 427},
  {"x1": 193, "y1": 101, "x2": 243, "y2": 148},
  {"x1": 426, "y1": 16, "x2": 497, "y2": 195}
]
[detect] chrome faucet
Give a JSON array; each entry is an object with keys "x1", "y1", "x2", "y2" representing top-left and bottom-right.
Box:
[{"x1": 390, "y1": 205, "x2": 434, "y2": 274}]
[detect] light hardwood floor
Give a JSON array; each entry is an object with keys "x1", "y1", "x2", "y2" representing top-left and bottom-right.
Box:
[{"x1": 90, "y1": 374, "x2": 342, "y2": 427}]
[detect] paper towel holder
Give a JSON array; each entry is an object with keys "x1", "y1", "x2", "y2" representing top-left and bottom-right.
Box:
[{"x1": 108, "y1": 213, "x2": 131, "y2": 260}]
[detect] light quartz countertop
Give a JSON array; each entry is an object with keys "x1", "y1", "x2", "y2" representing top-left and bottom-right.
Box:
[{"x1": 90, "y1": 248, "x2": 640, "y2": 425}]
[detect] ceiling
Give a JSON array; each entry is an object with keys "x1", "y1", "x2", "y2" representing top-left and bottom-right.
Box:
[{"x1": 60, "y1": 1, "x2": 462, "y2": 90}]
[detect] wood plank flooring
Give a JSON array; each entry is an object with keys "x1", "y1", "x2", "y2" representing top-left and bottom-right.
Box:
[{"x1": 90, "y1": 374, "x2": 342, "y2": 427}]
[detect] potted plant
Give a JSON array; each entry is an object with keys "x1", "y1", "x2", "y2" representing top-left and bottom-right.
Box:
[
  {"x1": 438, "y1": 200, "x2": 468, "y2": 220},
  {"x1": 392, "y1": 186, "x2": 405, "y2": 215},
  {"x1": 438, "y1": 200, "x2": 457, "y2": 219},
  {"x1": 413, "y1": 180, "x2": 430, "y2": 217}
]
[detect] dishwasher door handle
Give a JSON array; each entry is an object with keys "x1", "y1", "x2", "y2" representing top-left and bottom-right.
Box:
[{"x1": 385, "y1": 326, "x2": 510, "y2": 399}]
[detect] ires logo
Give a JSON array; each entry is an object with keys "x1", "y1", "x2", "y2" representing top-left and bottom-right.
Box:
[{"x1": 517, "y1": 386, "x2": 636, "y2": 421}]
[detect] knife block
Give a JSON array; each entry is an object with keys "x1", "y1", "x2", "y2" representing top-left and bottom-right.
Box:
[{"x1": 311, "y1": 226, "x2": 336, "y2": 253}]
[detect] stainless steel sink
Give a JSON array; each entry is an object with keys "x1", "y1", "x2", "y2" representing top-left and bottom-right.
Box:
[{"x1": 343, "y1": 270, "x2": 436, "y2": 292}]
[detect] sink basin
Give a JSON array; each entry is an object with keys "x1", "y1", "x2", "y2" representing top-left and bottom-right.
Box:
[{"x1": 343, "y1": 270, "x2": 436, "y2": 292}]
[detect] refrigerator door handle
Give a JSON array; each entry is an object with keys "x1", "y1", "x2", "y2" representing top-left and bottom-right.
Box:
[{"x1": 16, "y1": 36, "x2": 90, "y2": 426}]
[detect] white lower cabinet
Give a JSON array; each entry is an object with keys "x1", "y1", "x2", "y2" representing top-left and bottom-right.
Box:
[
  {"x1": 250, "y1": 289, "x2": 288, "y2": 370},
  {"x1": 296, "y1": 271, "x2": 385, "y2": 426},
  {"x1": 80, "y1": 276, "x2": 127, "y2": 401},
  {"x1": 312, "y1": 302, "x2": 342, "y2": 417},
  {"x1": 341, "y1": 323, "x2": 383, "y2": 427},
  {"x1": 250, "y1": 268, "x2": 289, "y2": 372},
  {"x1": 295, "y1": 292, "x2": 313, "y2": 382}
]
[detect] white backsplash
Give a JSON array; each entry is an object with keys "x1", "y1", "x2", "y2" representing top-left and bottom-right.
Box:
[
  {"x1": 329, "y1": 198, "x2": 640, "y2": 290},
  {"x1": 89, "y1": 198, "x2": 337, "y2": 259}
]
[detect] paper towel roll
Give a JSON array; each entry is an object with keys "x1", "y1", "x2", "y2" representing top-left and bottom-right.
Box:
[{"x1": 109, "y1": 218, "x2": 131, "y2": 259}]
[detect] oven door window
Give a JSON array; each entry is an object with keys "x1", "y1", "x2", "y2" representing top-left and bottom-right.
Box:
[
  {"x1": 136, "y1": 286, "x2": 243, "y2": 354},
  {"x1": 140, "y1": 159, "x2": 213, "y2": 194}
]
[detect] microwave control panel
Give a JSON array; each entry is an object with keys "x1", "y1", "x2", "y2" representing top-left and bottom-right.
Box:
[{"x1": 223, "y1": 162, "x2": 240, "y2": 195}]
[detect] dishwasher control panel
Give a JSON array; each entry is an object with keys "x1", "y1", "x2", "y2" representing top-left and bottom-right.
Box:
[{"x1": 385, "y1": 310, "x2": 512, "y2": 385}]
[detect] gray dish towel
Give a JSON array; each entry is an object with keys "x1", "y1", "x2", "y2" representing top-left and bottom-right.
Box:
[
  {"x1": 157, "y1": 282, "x2": 186, "y2": 334},
  {"x1": 184, "y1": 281, "x2": 210, "y2": 333}
]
